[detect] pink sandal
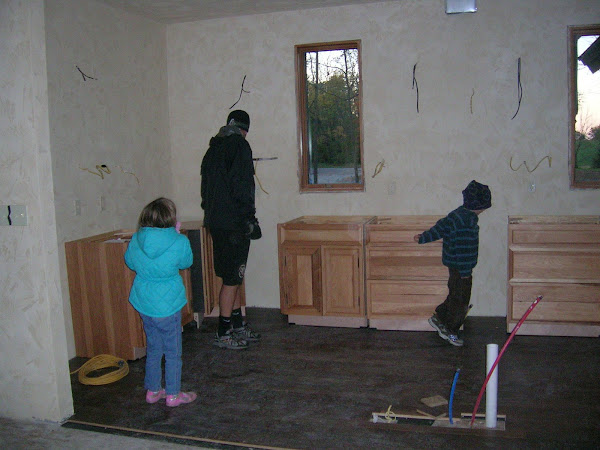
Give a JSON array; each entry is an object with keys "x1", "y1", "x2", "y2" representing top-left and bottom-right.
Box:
[
  {"x1": 145, "y1": 389, "x2": 166, "y2": 404},
  {"x1": 166, "y1": 391, "x2": 197, "y2": 407}
]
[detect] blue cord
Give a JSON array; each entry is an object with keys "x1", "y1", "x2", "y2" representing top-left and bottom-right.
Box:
[{"x1": 449, "y1": 368, "x2": 461, "y2": 424}]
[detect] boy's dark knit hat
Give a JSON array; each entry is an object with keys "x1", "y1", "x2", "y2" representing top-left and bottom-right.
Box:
[
  {"x1": 462, "y1": 180, "x2": 492, "y2": 210},
  {"x1": 227, "y1": 109, "x2": 250, "y2": 132}
]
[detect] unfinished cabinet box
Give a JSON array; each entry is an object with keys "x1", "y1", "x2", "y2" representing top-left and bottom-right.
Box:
[
  {"x1": 66, "y1": 230, "x2": 194, "y2": 360},
  {"x1": 278, "y1": 216, "x2": 372, "y2": 327},
  {"x1": 507, "y1": 216, "x2": 600, "y2": 336},
  {"x1": 366, "y1": 216, "x2": 447, "y2": 331}
]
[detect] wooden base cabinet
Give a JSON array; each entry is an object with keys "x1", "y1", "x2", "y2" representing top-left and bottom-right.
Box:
[
  {"x1": 277, "y1": 215, "x2": 448, "y2": 330},
  {"x1": 278, "y1": 216, "x2": 371, "y2": 327},
  {"x1": 507, "y1": 216, "x2": 600, "y2": 337},
  {"x1": 366, "y1": 216, "x2": 447, "y2": 331},
  {"x1": 66, "y1": 230, "x2": 194, "y2": 360}
]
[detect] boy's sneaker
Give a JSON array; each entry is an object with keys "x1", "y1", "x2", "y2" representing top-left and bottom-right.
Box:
[
  {"x1": 145, "y1": 388, "x2": 166, "y2": 404},
  {"x1": 444, "y1": 332, "x2": 464, "y2": 347},
  {"x1": 213, "y1": 330, "x2": 248, "y2": 349},
  {"x1": 436, "y1": 325, "x2": 464, "y2": 347},
  {"x1": 429, "y1": 314, "x2": 464, "y2": 346},
  {"x1": 166, "y1": 391, "x2": 197, "y2": 407},
  {"x1": 428, "y1": 314, "x2": 446, "y2": 335},
  {"x1": 233, "y1": 323, "x2": 261, "y2": 342}
]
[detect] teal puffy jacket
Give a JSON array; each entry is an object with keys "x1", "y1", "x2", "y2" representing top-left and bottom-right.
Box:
[{"x1": 125, "y1": 227, "x2": 193, "y2": 317}]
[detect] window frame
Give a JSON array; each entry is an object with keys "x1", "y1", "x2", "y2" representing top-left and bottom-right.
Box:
[
  {"x1": 295, "y1": 40, "x2": 364, "y2": 193},
  {"x1": 568, "y1": 24, "x2": 600, "y2": 189}
]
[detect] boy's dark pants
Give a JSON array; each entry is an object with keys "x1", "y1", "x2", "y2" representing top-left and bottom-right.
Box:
[{"x1": 435, "y1": 267, "x2": 472, "y2": 333}]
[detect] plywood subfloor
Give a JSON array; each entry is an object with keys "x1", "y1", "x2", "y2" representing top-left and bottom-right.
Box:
[{"x1": 67, "y1": 309, "x2": 600, "y2": 449}]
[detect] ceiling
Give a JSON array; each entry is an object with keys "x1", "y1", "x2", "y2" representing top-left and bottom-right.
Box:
[{"x1": 94, "y1": 0, "x2": 394, "y2": 24}]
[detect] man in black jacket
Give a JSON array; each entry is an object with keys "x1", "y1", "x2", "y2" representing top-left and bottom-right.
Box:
[{"x1": 201, "y1": 110, "x2": 261, "y2": 349}]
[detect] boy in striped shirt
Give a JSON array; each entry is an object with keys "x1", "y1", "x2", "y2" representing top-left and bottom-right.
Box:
[{"x1": 414, "y1": 180, "x2": 492, "y2": 347}]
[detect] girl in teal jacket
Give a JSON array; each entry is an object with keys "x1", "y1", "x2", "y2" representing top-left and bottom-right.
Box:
[{"x1": 125, "y1": 197, "x2": 196, "y2": 407}]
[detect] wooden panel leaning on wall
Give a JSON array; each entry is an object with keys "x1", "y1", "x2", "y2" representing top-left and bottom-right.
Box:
[{"x1": 66, "y1": 230, "x2": 194, "y2": 360}]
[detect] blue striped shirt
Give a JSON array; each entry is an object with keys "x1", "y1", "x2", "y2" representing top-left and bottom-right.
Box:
[{"x1": 418, "y1": 206, "x2": 480, "y2": 277}]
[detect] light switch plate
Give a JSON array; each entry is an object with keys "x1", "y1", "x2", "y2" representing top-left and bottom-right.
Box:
[{"x1": 446, "y1": 0, "x2": 477, "y2": 14}]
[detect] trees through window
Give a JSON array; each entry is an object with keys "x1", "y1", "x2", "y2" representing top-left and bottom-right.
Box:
[
  {"x1": 295, "y1": 41, "x2": 363, "y2": 192},
  {"x1": 569, "y1": 25, "x2": 600, "y2": 188}
]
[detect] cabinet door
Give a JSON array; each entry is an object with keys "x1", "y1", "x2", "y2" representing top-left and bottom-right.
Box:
[
  {"x1": 322, "y1": 246, "x2": 363, "y2": 316},
  {"x1": 280, "y1": 245, "x2": 322, "y2": 315}
]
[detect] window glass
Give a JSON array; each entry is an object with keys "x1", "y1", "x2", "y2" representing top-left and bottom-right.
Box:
[
  {"x1": 296, "y1": 41, "x2": 363, "y2": 192},
  {"x1": 569, "y1": 25, "x2": 600, "y2": 188}
]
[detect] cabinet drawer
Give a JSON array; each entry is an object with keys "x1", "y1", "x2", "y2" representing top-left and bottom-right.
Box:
[
  {"x1": 511, "y1": 250, "x2": 600, "y2": 281},
  {"x1": 511, "y1": 302, "x2": 600, "y2": 323},
  {"x1": 367, "y1": 280, "x2": 447, "y2": 318},
  {"x1": 510, "y1": 224, "x2": 600, "y2": 245},
  {"x1": 367, "y1": 228, "x2": 422, "y2": 244},
  {"x1": 510, "y1": 283, "x2": 599, "y2": 304},
  {"x1": 510, "y1": 283, "x2": 600, "y2": 324},
  {"x1": 278, "y1": 227, "x2": 363, "y2": 245},
  {"x1": 367, "y1": 247, "x2": 446, "y2": 280},
  {"x1": 366, "y1": 215, "x2": 443, "y2": 244},
  {"x1": 511, "y1": 284, "x2": 599, "y2": 323}
]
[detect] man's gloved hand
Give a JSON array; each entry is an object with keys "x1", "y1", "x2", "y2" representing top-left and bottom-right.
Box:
[{"x1": 245, "y1": 217, "x2": 262, "y2": 240}]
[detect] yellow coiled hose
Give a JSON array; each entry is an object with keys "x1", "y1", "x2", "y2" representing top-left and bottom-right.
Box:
[{"x1": 70, "y1": 354, "x2": 129, "y2": 385}]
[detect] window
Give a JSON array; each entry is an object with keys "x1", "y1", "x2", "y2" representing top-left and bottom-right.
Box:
[
  {"x1": 295, "y1": 41, "x2": 363, "y2": 192},
  {"x1": 569, "y1": 25, "x2": 600, "y2": 188}
]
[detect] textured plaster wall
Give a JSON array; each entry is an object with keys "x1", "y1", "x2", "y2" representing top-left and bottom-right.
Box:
[
  {"x1": 45, "y1": 0, "x2": 170, "y2": 358},
  {"x1": 1, "y1": 0, "x2": 599, "y2": 423},
  {"x1": 168, "y1": 0, "x2": 600, "y2": 317},
  {"x1": 0, "y1": 0, "x2": 72, "y2": 421},
  {"x1": 1, "y1": 0, "x2": 171, "y2": 421}
]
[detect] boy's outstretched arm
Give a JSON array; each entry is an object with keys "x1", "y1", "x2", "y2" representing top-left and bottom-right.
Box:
[{"x1": 418, "y1": 215, "x2": 452, "y2": 244}]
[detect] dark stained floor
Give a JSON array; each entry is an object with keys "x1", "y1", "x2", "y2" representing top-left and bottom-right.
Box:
[{"x1": 67, "y1": 308, "x2": 600, "y2": 449}]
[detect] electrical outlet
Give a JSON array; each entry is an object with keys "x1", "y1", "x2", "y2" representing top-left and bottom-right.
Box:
[
  {"x1": 528, "y1": 183, "x2": 536, "y2": 193},
  {"x1": 74, "y1": 199, "x2": 81, "y2": 216},
  {"x1": 0, "y1": 205, "x2": 27, "y2": 226}
]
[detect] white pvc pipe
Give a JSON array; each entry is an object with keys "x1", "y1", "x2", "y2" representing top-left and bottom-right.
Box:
[{"x1": 486, "y1": 343, "x2": 499, "y2": 428}]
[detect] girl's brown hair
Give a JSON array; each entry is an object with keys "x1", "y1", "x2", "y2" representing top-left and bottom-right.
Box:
[{"x1": 138, "y1": 197, "x2": 177, "y2": 229}]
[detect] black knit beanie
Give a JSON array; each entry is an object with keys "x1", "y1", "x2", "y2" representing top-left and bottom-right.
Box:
[
  {"x1": 227, "y1": 109, "x2": 250, "y2": 132},
  {"x1": 462, "y1": 180, "x2": 492, "y2": 210}
]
